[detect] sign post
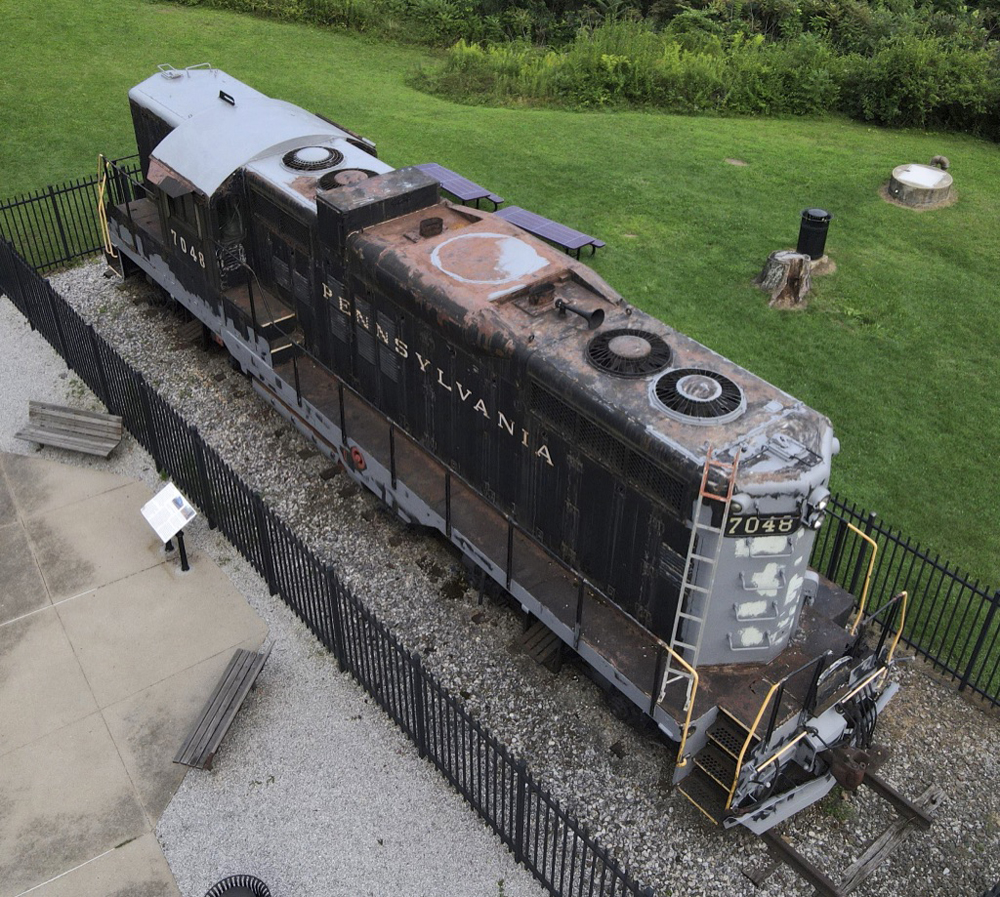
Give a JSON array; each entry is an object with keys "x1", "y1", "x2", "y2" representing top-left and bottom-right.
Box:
[{"x1": 141, "y1": 483, "x2": 198, "y2": 572}]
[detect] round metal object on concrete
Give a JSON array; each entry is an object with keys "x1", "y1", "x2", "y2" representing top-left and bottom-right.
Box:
[
  {"x1": 888, "y1": 163, "x2": 953, "y2": 208},
  {"x1": 204, "y1": 875, "x2": 272, "y2": 897}
]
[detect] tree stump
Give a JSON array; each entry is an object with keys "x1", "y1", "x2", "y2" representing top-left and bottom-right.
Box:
[{"x1": 756, "y1": 250, "x2": 812, "y2": 308}]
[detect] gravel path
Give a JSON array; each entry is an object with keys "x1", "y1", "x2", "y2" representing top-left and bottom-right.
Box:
[{"x1": 4, "y1": 262, "x2": 999, "y2": 897}]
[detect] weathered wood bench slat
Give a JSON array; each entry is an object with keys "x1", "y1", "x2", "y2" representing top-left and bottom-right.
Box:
[
  {"x1": 15, "y1": 429, "x2": 121, "y2": 456},
  {"x1": 175, "y1": 642, "x2": 272, "y2": 770},
  {"x1": 15, "y1": 401, "x2": 123, "y2": 458}
]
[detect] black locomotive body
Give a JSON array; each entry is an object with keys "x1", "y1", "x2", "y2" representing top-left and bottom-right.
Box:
[{"x1": 103, "y1": 65, "x2": 905, "y2": 834}]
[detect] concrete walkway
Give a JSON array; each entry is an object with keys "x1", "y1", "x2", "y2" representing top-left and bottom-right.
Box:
[{"x1": 0, "y1": 451, "x2": 268, "y2": 897}]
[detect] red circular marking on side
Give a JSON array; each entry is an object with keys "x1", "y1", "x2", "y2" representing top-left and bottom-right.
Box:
[{"x1": 351, "y1": 447, "x2": 366, "y2": 471}]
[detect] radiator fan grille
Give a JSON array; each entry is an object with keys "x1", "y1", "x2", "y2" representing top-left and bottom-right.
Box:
[
  {"x1": 654, "y1": 368, "x2": 745, "y2": 423},
  {"x1": 586, "y1": 329, "x2": 671, "y2": 378},
  {"x1": 282, "y1": 146, "x2": 344, "y2": 172}
]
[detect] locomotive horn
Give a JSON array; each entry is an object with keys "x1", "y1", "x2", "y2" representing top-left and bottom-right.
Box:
[{"x1": 555, "y1": 298, "x2": 604, "y2": 330}]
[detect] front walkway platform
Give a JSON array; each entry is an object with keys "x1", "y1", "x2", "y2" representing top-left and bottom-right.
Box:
[{"x1": 0, "y1": 452, "x2": 268, "y2": 897}]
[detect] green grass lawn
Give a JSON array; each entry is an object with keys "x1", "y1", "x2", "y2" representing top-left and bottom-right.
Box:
[{"x1": 2, "y1": 0, "x2": 997, "y2": 588}]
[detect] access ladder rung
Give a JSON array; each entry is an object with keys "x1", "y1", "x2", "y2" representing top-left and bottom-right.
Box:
[
  {"x1": 678, "y1": 612, "x2": 705, "y2": 622},
  {"x1": 698, "y1": 525, "x2": 723, "y2": 534},
  {"x1": 685, "y1": 584, "x2": 711, "y2": 594},
  {"x1": 690, "y1": 553, "x2": 715, "y2": 563}
]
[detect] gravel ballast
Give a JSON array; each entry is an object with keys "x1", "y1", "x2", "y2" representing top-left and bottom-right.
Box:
[{"x1": 4, "y1": 261, "x2": 999, "y2": 897}]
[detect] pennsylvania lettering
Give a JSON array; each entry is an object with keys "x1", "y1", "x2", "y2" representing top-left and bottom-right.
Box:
[{"x1": 325, "y1": 284, "x2": 554, "y2": 467}]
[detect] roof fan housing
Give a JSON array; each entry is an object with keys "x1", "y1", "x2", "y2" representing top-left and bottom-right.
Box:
[
  {"x1": 282, "y1": 146, "x2": 344, "y2": 172},
  {"x1": 319, "y1": 168, "x2": 378, "y2": 190},
  {"x1": 653, "y1": 368, "x2": 746, "y2": 424},
  {"x1": 587, "y1": 329, "x2": 672, "y2": 378}
]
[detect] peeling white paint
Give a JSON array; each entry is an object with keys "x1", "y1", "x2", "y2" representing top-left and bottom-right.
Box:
[
  {"x1": 736, "y1": 599, "x2": 771, "y2": 620},
  {"x1": 749, "y1": 535, "x2": 791, "y2": 557},
  {"x1": 785, "y1": 572, "x2": 805, "y2": 607},
  {"x1": 430, "y1": 233, "x2": 549, "y2": 285},
  {"x1": 748, "y1": 563, "x2": 782, "y2": 597},
  {"x1": 739, "y1": 626, "x2": 766, "y2": 647}
]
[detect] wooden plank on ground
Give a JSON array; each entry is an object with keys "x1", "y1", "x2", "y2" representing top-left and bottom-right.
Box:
[{"x1": 839, "y1": 784, "x2": 943, "y2": 893}]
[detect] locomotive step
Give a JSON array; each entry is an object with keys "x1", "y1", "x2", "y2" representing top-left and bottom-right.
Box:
[
  {"x1": 258, "y1": 309, "x2": 297, "y2": 336},
  {"x1": 518, "y1": 619, "x2": 563, "y2": 673},
  {"x1": 269, "y1": 331, "x2": 305, "y2": 365},
  {"x1": 677, "y1": 766, "x2": 729, "y2": 826},
  {"x1": 694, "y1": 741, "x2": 738, "y2": 790},
  {"x1": 708, "y1": 709, "x2": 759, "y2": 759}
]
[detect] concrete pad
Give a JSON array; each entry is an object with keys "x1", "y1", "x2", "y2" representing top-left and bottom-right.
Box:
[
  {"x1": 0, "y1": 714, "x2": 148, "y2": 897},
  {"x1": 0, "y1": 462, "x2": 15, "y2": 525},
  {"x1": 20, "y1": 833, "x2": 181, "y2": 897},
  {"x1": 102, "y1": 637, "x2": 264, "y2": 822},
  {"x1": 0, "y1": 609, "x2": 98, "y2": 757},
  {"x1": 1, "y1": 452, "x2": 135, "y2": 517},
  {"x1": 58, "y1": 556, "x2": 267, "y2": 708},
  {"x1": 0, "y1": 521, "x2": 50, "y2": 624},
  {"x1": 23, "y1": 481, "x2": 167, "y2": 600}
]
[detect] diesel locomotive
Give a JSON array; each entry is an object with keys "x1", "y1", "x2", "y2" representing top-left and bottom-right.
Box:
[{"x1": 101, "y1": 64, "x2": 908, "y2": 835}]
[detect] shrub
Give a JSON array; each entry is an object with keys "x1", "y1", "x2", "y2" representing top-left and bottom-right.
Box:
[{"x1": 839, "y1": 34, "x2": 998, "y2": 132}]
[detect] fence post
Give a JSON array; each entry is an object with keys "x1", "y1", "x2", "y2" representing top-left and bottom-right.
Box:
[
  {"x1": 43, "y1": 287, "x2": 69, "y2": 362},
  {"x1": 325, "y1": 564, "x2": 347, "y2": 672},
  {"x1": 87, "y1": 326, "x2": 111, "y2": 406},
  {"x1": 138, "y1": 382, "x2": 163, "y2": 472},
  {"x1": 9, "y1": 249, "x2": 32, "y2": 324},
  {"x1": 514, "y1": 757, "x2": 527, "y2": 865},
  {"x1": 959, "y1": 590, "x2": 1000, "y2": 693},
  {"x1": 848, "y1": 511, "x2": 878, "y2": 598},
  {"x1": 253, "y1": 491, "x2": 278, "y2": 596},
  {"x1": 190, "y1": 427, "x2": 216, "y2": 530},
  {"x1": 412, "y1": 651, "x2": 427, "y2": 760},
  {"x1": 47, "y1": 185, "x2": 73, "y2": 265}
]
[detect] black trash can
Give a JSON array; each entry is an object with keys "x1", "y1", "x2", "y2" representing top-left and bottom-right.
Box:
[{"x1": 796, "y1": 208, "x2": 833, "y2": 260}]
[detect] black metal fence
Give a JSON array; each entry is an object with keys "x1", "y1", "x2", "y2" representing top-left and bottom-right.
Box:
[
  {"x1": 0, "y1": 236, "x2": 654, "y2": 897},
  {"x1": 813, "y1": 497, "x2": 1000, "y2": 704},
  {"x1": 0, "y1": 158, "x2": 140, "y2": 273}
]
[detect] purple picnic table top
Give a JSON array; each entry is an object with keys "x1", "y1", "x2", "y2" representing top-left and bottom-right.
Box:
[
  {"x1": 413, "y1": 163, "x2": 503, "y2": 208},
  {"x1": 494, "y1": 206, "x2": 605, "y2": 256}
]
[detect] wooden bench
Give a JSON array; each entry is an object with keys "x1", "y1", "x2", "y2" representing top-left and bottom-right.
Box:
[
  {"x1": 494, "y1": 206, "x2": 606, "y2": 258},
  {"x1": 16, "y1": 401, "x2": 123, "y2": 458},
  {"x1": 175, "y1": 642, "x2": 273, "y2": 770}
]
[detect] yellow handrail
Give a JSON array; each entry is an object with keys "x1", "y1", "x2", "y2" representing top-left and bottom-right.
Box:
[
  {"x1": 96, "y1": 154, "x2": 117, "y2": 260},
  {"x1": 659, "y1": 644, "x2": 700, "y2": 769},
  {"x1": 725, "y1": 677, "x2": 783, "y2": 809},
  {"x1": 885, "y1": 590, "x2": 908, "y2": 664},
  {"x1": 757, "y1": 729, "x2": 811, "y2": 772},
  {"x1": 846, "y1": 522, "x2": 879, "y2": 636}
]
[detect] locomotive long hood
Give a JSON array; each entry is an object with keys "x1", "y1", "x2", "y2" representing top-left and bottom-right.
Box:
[{"x1": 346, "y1": 198, "x2": 834, "y2": 494}]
